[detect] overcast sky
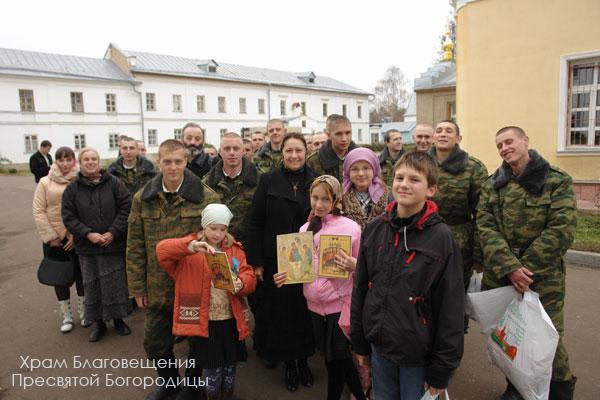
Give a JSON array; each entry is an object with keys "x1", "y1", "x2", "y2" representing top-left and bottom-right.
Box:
[{"x1": 1, "y1": 0, "x2": 453, "y2": 93}]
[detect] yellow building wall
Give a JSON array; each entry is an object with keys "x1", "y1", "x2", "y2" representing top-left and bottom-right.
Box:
[
  {"x1": 415, "y1": 89, "x2": 455, "y2": 126},
  {"x1": 456, "y1": 0, "x2": 600, "y2": 181}
]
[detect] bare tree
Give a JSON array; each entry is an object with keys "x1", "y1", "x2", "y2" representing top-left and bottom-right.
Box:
[{"x1": 370, "y1": 65, "x2": 409, "y2": 123}]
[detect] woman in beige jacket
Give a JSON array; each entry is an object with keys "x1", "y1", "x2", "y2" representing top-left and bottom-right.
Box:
[{"x1": 33, "y1": 146, "x2": 88, "y2": 333}]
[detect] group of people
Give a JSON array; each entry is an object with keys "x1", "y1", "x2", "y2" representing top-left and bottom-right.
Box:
[{"x1": 30, "y1": 113, "x2": 576, "y2": 400}]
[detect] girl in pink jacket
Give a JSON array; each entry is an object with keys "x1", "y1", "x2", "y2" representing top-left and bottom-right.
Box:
[{"x1": 274, "y1": 175, "x2": 365, "y2": 400}]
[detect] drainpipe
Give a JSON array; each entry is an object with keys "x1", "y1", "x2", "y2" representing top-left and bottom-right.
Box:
[
  {"x1": 132, "y1": 80, "x2": 145, "y2": 143},
  {"x1": 267, "y1": 82, "x2": 271, "y2": 121}
]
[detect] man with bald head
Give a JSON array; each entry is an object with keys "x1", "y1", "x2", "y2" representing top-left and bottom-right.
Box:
[{"x1": 412, "y1": 123, "x2": 434, "y2": 152}]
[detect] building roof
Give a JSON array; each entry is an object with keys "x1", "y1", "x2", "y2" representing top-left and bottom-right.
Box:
[
  {"x1": 413, "y1": 61, "x2": 456, "y2": 91},
  {"x1": 0, "y1": 47, "x2": 133, "y2": 82},
  {"x1": 122, "y1": 48, "x2": 370, "y2": 95},
  {"x1": 404, "y1": 92, "x2": 417, "y2": 121}
]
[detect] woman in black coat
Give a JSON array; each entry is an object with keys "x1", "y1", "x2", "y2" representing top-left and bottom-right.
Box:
[
  {"x1": 62, "y1": 147, "x2": 132, "y2": 343},
  {"x1": 247, "y1": 132, "x2": 316, "y2": 393}
]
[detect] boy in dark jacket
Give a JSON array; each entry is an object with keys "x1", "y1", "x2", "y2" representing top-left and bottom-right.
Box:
[{"x1": 350, "y1": 151, "x2": 464, "y2": 399}]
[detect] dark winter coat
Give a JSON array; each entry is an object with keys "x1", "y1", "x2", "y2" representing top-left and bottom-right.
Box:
[
  {"x1": 29, "y1": 151, "x2": 53, "y2": 183},
  {"x1": 350, "y1": 200, "x2": 464, "y2": 389},
  {"x1": 187, "y1": 150, "x2": 214, "y2": 179},
  {"x1": 247, "y1": 165, "x2": 316, "y2": 269},
  {"x1": 305, "y1": 139, "x2": 358, "y2": 182},
  {"x1": 61, "y1": 171, "x2": 131, "y2": 255}
]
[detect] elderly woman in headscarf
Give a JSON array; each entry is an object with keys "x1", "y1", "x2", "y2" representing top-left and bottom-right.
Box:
[{"x1": 342, "y1": 147, "x2": 391, "y2": 230}]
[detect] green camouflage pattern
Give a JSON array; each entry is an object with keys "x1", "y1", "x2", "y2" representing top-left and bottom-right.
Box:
[
  {"x1": 144, "y1": 307, "x2": 175, "y2": 359},
  {"x1": 253, "y1": 144, "x2": 282, "y2": 173},
  {"x1": 107, "y1": 157, "x2": 156, "y2": 197},
  {"x1": 477, "y1": 166, "x2": 576, "y2": 381},
  {"x1": 203, "y1": 174, "x2": 257, "y2": 250},
  {"x1": 305, "y1": 151, "x2": 343, "y2": 181},
  {"x1": 126, "y1": 180, "x2": 219, "y2": 312},
  {"x1": 432, "y1": 155, "x2": 488, "y2": 286},
  {"x1": 379, "y1": 148, "x2": 403, "y2": 187}
]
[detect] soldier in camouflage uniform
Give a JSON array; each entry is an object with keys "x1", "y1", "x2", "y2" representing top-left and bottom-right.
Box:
[
  {"x1": 107, "y1": 136, "x2": 156, "y2": 198},
  {"x1": 411, "y1": 123, "x2": 434, "y2": 152},
  {"x1": 477, "y1": 126, "x2": 577, "y2": 400},
  {"x1": 429, "y1": 120, "x2": 488, "y2": 289},
  {"x1": 379, "y1": 129, "x2": 405, "y2": 187},
  {"x1": 306, "y1": 114, "x2": 358, "y2": 182},
  {"x1": 203, "y1": 133, "x2": 258, "y2": 249},
  {"x1": 253, "y1": 119, "x2": 285, "y2": 173},
  {"x1": 126, "y1": 139, "x2": 219, "y2": 400}
]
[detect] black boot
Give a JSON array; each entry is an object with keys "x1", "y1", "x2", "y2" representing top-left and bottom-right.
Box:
[
  {"x1": 297, "y1": 358, "x2": 314, "y2": 387},
  {"x1": 498, "y1": 380, "x2": 523, "y2": 400},
  {"x1": 145, "y1": 356, "x2": 180, "y2": 400},
  {"x1": 284, "y1": 361, "x2": 299, "y2": 392},
  {"x1": 549, "y1": 377, "x2": 577, "y2": 400},
  {"x1": 89, "y1": 320, "x2": 107, "y2": 342},
  {"x1": 175, "y1": 366, "x2": 205, "y2": 400},
  {"x1": 113, "y1": 318, "x2": 131, "y2": 336}
]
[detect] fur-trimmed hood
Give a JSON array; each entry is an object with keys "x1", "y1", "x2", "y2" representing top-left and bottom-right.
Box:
[{"x1": 141, "y1": 168, "x2": 205, "y2": 203}]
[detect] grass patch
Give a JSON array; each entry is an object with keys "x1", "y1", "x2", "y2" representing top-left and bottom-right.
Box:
[{"x1": 572, "y1": 211, "x2": 600, "y2": 253}]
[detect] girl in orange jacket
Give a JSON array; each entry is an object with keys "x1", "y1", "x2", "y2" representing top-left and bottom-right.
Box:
[{"x1": 156, "y1": 204, "x2": 257, "y2": 400}]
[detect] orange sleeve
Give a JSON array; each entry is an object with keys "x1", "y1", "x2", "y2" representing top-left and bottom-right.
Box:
[{"x1": 156, "y1": 234, "x2": 197, "y2": 279}]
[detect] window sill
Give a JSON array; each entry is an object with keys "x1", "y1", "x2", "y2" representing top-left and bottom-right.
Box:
[{"x1": 557, "y1": 148, "x2": 600, "y2": 156}]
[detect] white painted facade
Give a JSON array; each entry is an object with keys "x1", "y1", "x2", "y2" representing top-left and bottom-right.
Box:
[
  {"x1": 0, "y1": 74, "x2": 141, "y2": 163},
  {"x1": 137, "y1": 74, "x2": 370, "y2": 149}
]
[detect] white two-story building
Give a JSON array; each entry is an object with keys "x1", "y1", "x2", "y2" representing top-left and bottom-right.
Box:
[{"x1": 0, "y1": 43, "x2": 370, "y2": 163}]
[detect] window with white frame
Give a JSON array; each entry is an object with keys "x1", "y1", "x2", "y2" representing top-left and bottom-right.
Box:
[
  {"x1": 301, "y1": 120, "x2": 306, "y2": 128},
  {"x1": 108, "y1": 133, "x2": 119, "y2": 150},
  {"x1": 146, "y1": 93, "x2": 156, "y2": 111},
  {"x1": 220, "y1": 128, "x2": 227, "y2": 136},
  {"x1": 322, "y1": 102, "x2": 328, "y2": 117},
  {"x1": 342, "y1": 104, "x2": 347, "y2": 117},
  {"x1": 19, "y1": 89, "x2": 35, "y2": 112},
  {"x1": 71, "y1": 92, "x2": 84, "y2": 113},
  {"x1": 148, "y1": 129, "x2": 158, "y2": 146},
  {"x1": 567, "y1": 60, "x2": 600, "y2": 147},
  {"x1": 218, "y1": 97, "x2": 226, "y2": 113},
  {"x1": 106, "y1": 93, "x2": 116, "y2": 112},
  {"x1": 24, "y1": 134, "x2": 38, "y2": 153},
  {"x1": 301, "y1": 101, "x2": 306, "y2": 115},
  {"x1": 280, "y1": 100, "x2": 287, "y2": 116},
  {"x1": 239, "y1": 97, "x2": 247, "y2": 114},
  {"x1": 258, "y1": 98, "x2": 265, "y2": 114},
  {"x1": 74, "y1": 134, "x2": 86, "y2": 150},
  {"x1": 357, "y1": 105, "x2": 362, "y2": 119},
  {"x1": 371, "y1": 132, "x2": 379, "y2": 144},
  {"x1": 173, "y1": 94, "x2": 182, "y2": 112},
  {"x1": 174, "y1": 129, "x2": 183, "y2": 140},
  {"x1": 358, "y1": 129, "x2": 363, "y2": 142},
  {"x1": 197, "y1": 95, "x2": 206, "y2": 112}
]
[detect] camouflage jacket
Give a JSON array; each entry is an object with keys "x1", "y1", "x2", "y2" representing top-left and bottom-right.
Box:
[
  {"x1": 379, "y1": 147, "x2": 404, "y2": 187},
  {"x1": 306, "y1": 140, "x2": 358, "y2": 182},
  {"x1": 477, "y1": 150, "x2": 576, "y2": 290},
  {"x1": 253, "y1": 142, "x2": 282, "y2": 173},
  {"x1": 126, "y1": 169, "x2": 219, "y2": 310},
  {"x1": 429, "y1": 145, "x2": 488, "y2": 273},
  {"x1": 107, "y1": 156, "x2": 156, "y2": 198},
  {"x1": 203, "y1": 157, "x2": 258, "y2": 249}
]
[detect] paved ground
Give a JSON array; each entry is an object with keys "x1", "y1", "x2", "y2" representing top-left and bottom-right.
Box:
[{"x1": 0, "y1": 175, "x2": 598, "y2": 400}]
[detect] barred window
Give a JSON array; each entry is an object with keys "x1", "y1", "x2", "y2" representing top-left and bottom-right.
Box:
[
  {"x1": 71, "y1": 92, "x2": 84, "y2": 113},
  {"x1": 106, "y1": 94, "x2": 116, "y2": 112},
  {"x1": 19, "y1": 89, "x2": 35, "y2": 112},
  {"x1": 146, "y1": 93, "x2": 156, "y2": 111},
  {"x1": 567, "y1": 60, "x2": 600, "y2": 147},
  {"x1": 74, "y1": 134, "x2": 86, "y2": 150}
]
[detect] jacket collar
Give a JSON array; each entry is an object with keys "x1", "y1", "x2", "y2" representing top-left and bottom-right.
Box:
[
  {"x1": 384, "y1": 199, "x2": 439, "y2": 230},
  {"x1": 256, "y1": 141, "x2": 280, "y2": 157},
  {"x1": 114, "y1": 155, "x2": 154, "y2": 173},
  {"x1": 206, "y1": 157, "x2": 258, "y2": 187},
  {"x1": 491, "y1": 149, "x2": 549, "y2": 196},
  {"x1": 141, "y1": 168, "x2": 205, "y2": 203},
  {"x1": 379, "y1": 146, "x2": 403, "y2": 164},
  {"x1": 76, "y1": 170, "x2": 110, "y2": 186},
  {"x1": 429, "y1": 144, "x2": 469, "y2": 174},
  {"x1": 318, "y1": 140, "x2": 358, "y2": 170}
]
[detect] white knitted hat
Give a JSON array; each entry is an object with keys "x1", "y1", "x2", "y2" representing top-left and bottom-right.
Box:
[{"x1": 201, "y1": 203, "x2": 233, "y2": 228}]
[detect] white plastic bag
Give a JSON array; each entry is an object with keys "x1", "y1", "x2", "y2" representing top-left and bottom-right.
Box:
[
  {"x1": 487, "y1": 291, "x2": 559, "y2": 400},
  {"x1": 420, "y1": 389, "x2": 450, "y2": 400},
  {"x1": 467, "y1": 271, "x2": 483, "y2": 293},
  {"x1": 466, "y1": 286, "x2": 519, "y2": 332}
]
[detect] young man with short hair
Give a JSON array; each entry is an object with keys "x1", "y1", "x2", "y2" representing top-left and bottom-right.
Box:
[
  {"x1": 251, "y1": 131, "x2": 266, "y2": 153},
  {"x1": 412, "y1": 123, "x2": 434, "y2": 152},
  {"x1": 351, "y1": 151, "x2": 464, "y2": 399},
  {"x1": 29, "y1": 140, "x2": 53, "y2": 182},
  {"x1": 311, "y1": 132, "x2": 328, "y2": 153},
  {"x1": 204, "y1": 132, "x2": 259, "y2": 249},
  {"x1": 242, "y1": 138, "x2": 254, "y2": 161},
  {"x1": 306, "y1": 114, "x2": 358, "y2": 181},
  {"x1": 253, "y1": 119, "x2": 286, "y2": 173},
  {"x1": 478, "y1": 126, "x2": 577, "y2": 400},
  {"x1": 108, "y1": 137, "x2": 156, "y2": 197},
  {"x1": 137, "y1": 140, "x2": 147, "y2": 157},
  {"x1": 126, "y1": 139, "x2": 219, "y2": 400},
  {"x1": 379, "y1": 129, "x2": 404, "y2": 186}
]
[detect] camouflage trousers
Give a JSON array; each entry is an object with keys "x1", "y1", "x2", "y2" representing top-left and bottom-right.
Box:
[
  {"x1": 144, "y1": 307, "x2": 176, "y2": 360},
  {"x1": 448, "y1": 222, "x2": 475, "y2": 290}
]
